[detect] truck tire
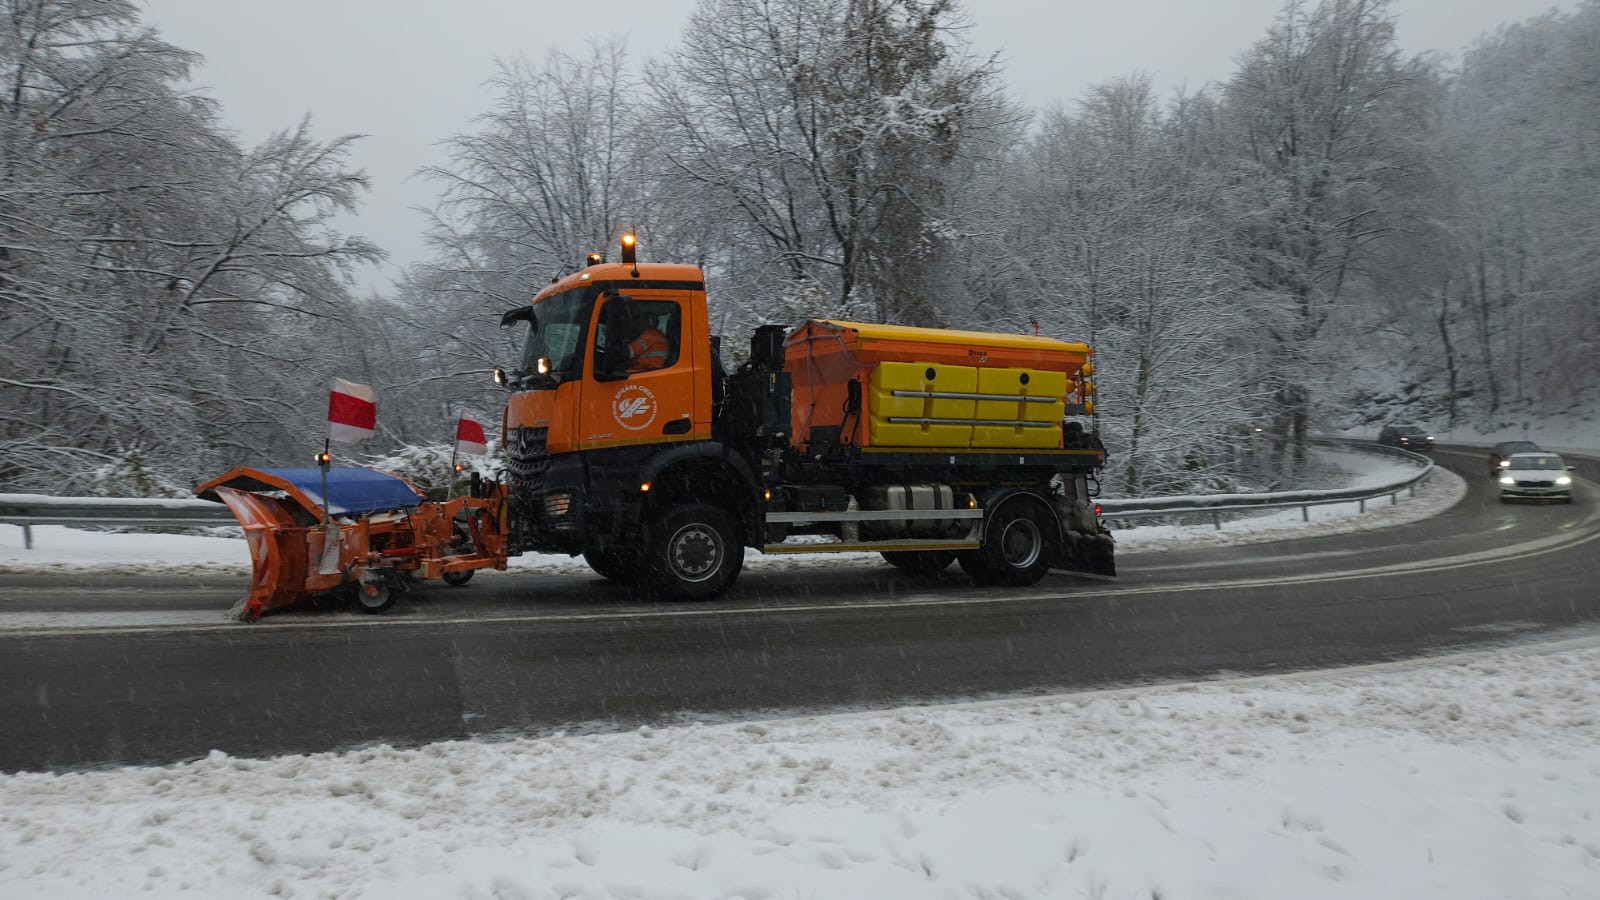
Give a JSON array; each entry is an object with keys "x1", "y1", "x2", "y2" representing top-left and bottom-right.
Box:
[
  {"x1": 642, "y1": 503, "x2": 743, "y2": 600},
  {"x1": 881, "y1": 550, "x2": 955, "y2": 575},
  {"x1": 584, "y1": 546, "x2": 641, "y2": 583},
  {"x1": 960, "y1": 497, "x2": 1055, "y2": 587},
  {"x1": 351, "y1": 580, "x2": 395, "y2": 614}
]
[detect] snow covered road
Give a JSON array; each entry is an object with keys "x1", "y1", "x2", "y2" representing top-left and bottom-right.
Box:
[{"x1": 3, "y1": 636, "x2": 1598, "y2": 899}]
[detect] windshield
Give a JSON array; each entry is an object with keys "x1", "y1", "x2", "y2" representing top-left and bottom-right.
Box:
[
  {"x1": 516, "y1": 287, "x2": 596, "y2": 385},
  {"x1": 1509, "y1": 454, "x2": 1564, "y2": 470}
]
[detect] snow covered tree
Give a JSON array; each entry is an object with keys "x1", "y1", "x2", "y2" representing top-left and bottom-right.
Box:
[
  {"x1": 0, "y1": 0, "x2": 380, "y2": 492},
  {"x1": 646, "y1": 0, "x2": 1010, "y2": 325},
  {"x1": 1213, "y1": 0, "x2": 1432, "y2": 465}
]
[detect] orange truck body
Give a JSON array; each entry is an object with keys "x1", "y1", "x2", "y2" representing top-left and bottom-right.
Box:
[{"x1": 495, "y1": 249, "x2": 1113, "y2": 601}]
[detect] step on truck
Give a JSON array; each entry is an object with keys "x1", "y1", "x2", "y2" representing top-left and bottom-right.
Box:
[{"x1": 497, "y1": 235, "x2": 1114, "y2": 600}]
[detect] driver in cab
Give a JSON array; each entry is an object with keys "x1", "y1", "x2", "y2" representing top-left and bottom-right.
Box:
[{"x1": 625, "y1": 308, "x2": 669, "y2": 372}]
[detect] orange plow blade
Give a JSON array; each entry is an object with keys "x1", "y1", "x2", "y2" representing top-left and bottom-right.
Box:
[
  {"x1": 197, "y1": 466, "x2": 508, "y2": 620},
  {"x1": 213, "y1": 486, "x2": 309, "y2": 621}
]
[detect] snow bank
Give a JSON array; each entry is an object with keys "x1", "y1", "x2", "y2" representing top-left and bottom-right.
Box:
[{"x1": 3, "y1": 639, "x2": 1597, "y2": 899}]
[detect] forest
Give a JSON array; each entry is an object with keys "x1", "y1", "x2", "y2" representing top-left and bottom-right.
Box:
[{"x1": 2, "y1": 0, "x2": 1596, "y2": 497}]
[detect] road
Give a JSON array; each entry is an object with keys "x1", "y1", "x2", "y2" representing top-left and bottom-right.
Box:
[{"x1": 2, "y1": 447, "x2": 1597, "y2": 772}]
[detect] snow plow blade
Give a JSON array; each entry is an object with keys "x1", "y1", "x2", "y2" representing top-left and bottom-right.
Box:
[{"x1": 196, "y1": 466, "x2": 507, "y2": 620}]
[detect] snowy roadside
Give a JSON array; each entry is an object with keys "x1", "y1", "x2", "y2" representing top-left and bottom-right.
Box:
[
  {"x1": 3, "y1": 635, "x2": 1598, "y2": 899},
  {"x1": 0, "y1": 447, "x2": 1459, "y2": 576}
]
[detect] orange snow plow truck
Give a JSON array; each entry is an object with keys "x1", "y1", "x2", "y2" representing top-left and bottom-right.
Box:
[{"x1": 200, "y1": 236, "x2": 1113, "y2": 617}]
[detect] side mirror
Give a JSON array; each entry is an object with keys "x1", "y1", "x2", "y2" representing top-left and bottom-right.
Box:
[
  {"x1": 500, "y1": 306, "x2": 535, "y2": 328},
  {"x1": 1568, "y1": 465, "x2": 1578, "y2": 472}
]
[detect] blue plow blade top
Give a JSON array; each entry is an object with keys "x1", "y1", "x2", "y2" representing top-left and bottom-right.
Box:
[{"x1": 253, "y1": 467, "x2": 425, "y2": 516}]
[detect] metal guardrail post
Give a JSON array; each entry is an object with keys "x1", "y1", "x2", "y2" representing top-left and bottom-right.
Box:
[{"x1": 22, "y1": 524, "x2": 32, "y2": 551}]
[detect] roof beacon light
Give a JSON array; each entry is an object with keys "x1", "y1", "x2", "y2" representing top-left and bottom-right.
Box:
[
  {"x1": 620, "y1": 233, "x2": 637, "y2": 265},
  {"x1": 586, "y1": 252, "x2": 604, "y2": 266}
]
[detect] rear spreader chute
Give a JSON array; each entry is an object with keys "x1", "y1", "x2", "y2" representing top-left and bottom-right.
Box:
[{"x1": 195, "y1": 466, "x2": 507, "y2": 620}]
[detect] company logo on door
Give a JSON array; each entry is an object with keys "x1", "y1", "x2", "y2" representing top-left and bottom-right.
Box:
[{"x1": 611, "y1": 384, "x2": 658, "y2": 431}]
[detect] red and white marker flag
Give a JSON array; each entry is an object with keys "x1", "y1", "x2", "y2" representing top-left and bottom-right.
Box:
[
  {"x1": 327, "y1": 378, "x2": 377, "y2": 444},
  {"x1": 454, "y1": 415, "x2": 489, "y2": 457}
]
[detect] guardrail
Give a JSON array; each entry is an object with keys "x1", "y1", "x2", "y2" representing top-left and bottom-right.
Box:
[
  {"x1": 0, "y1": 494, "x2": 235, "y2": 549},
  {"x1": 1098, "y1": 439, "x2": 1436, "y2": 529},
  {"x1": 1, "y1": 440, "x2": 1434, "y2": 550}
]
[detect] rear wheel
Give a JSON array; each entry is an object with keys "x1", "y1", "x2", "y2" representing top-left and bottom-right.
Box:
[
  {"x1": 641, "y1": 503, "x2": 742, "y2": 600},
  {"x1": 441, "y1": 569, "x2": 474, "y2": 587},
  {"x1": 881, "y1": 550, "x2": 956, "y2": 576},
  {"x1": 959, "y1": 497, "x2": 1055, "y2": 587}
]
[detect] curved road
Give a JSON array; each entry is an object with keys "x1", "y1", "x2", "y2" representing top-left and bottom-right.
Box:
[{"x1": 2, "y1": 447, "x2": 1597, "y2": 771}]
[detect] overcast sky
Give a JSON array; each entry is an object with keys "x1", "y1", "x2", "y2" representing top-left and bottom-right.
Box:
[{"x1": 138, "y1": 0, "x2": 1575, "y2": 295}]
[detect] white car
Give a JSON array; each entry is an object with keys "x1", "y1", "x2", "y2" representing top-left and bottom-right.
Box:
[{"x1": 1498, "y1": 452, "x2": 1575, "y2": 503}]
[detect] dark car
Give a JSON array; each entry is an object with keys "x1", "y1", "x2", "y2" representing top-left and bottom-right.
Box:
[
  {"x1": 1488, "y1": 440, "x2": 1542, "y2": 476},
  {"x1": 1378, "y1": 423, "x2": 1434, "y2": 452}
]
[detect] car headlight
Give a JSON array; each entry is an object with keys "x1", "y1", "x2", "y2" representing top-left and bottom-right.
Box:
[
  {"x1": 1499, "y1": 476, "x2": 1515, "y2": 485},
  {"x1": 1498, "y1": 460, "x2": 1510, "y2": 467},
  {"x1": 1557, "y1": 476, "x2": 1572, "y2": 485}
]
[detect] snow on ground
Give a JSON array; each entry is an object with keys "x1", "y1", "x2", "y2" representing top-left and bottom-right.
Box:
[
  {"x1": 3, "y1": 637, "x2": 1599, "y2": 899},
  {"x1": 0, "y1": 446, "x2": 1457, "y2": 576}
]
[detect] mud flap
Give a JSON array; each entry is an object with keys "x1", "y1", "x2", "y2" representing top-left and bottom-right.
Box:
[
  {"x1": 1048, "y1": 488, "x2": 1116, "y2": 577},
  {"x1": 1052, "y1": 528, "x2": 1117, "y2": 577}
]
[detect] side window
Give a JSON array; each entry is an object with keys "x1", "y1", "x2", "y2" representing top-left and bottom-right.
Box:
[
  {"x1": 594, "y1": 294, "x2": 684, "y2": 377},
  {"x1": 631, "y1": 300, "x2": 681, "y2": 370}
]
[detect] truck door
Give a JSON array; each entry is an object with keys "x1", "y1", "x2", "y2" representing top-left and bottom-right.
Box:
[{"x1": 583, "y1": 290, "x2": 698, "y2": 448}]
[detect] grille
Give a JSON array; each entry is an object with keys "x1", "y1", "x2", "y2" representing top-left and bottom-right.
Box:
[
  {"x1": 1515, "y1": 479, "x2": 1554, "y2": 487},
  {"x1": 507, "y1": 425, "x2": 550, "y2": 493},
  {"x1": 506, "y1": 425, "x2": 551, "y2": 548}
]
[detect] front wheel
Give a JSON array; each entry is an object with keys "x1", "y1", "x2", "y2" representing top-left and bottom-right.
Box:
[
  {"x1": 352, "y1": 579, "x2": 394, "y2": 614},
  {"x1": 641, "y1": 503, "x2": 743, "y2": 601},
  {"x1": 441, "y1": 569, "x2": 474, "y2": 587},
  {"x1": 959, "y1": 498, "x2": 1055, "y2": 587}
]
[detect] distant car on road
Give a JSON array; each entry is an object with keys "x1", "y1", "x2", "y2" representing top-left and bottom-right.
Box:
[
  {"x1": 1498, "y1": 452, "x2": 1575, "y2": 503},
  {"x1": 1378, "y1": 424, "x2": 1434, "y2": 452},
  {"x1": 1487, "y1": 440, "x2": 1542, "y2": 476}
]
